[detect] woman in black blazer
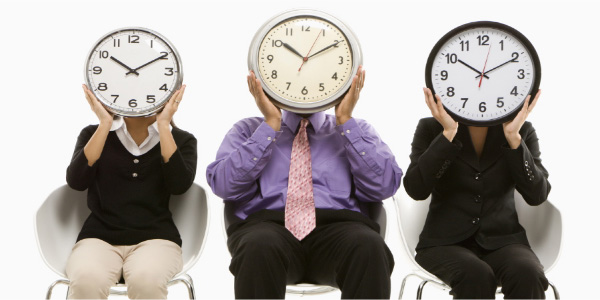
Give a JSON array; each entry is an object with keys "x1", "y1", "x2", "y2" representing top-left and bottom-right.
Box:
[{"x1": 403, "y1": 88, "x2": 550, "y2": 299}]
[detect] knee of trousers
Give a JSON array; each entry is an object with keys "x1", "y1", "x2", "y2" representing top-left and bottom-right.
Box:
[
  {"x1": 229, "y1": 230, "x2": 292, "y2": 273},
  {"x1": 451, "y1": 260, "x2": 496, "y2": 289},
  {"x1": 500, "y1": 263, "x2": 548, "y2": 288},
  {"x1": 125, "y1": 271, "x2": 169, "y2": 297},
  {"x1": 341, "y1": 231, "x2": 394, "y2": 270},
  {"x1": 68, "y1": 269, "x2": 115, "y2": 296}
]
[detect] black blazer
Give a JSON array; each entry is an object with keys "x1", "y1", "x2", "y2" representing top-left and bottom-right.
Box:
[{"x1": 403, "y1": 118, "x2": 551, "y2": 250}]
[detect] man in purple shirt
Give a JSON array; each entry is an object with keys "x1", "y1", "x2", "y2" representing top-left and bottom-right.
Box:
[{"x1": 207, "y1": 67, "x2": 402, "y2": 299}]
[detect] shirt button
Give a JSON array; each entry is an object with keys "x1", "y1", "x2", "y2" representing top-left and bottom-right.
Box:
[
  {"x1": 133, "y1": 159, "x2": 139, "y2": 164},
  {"x1": 346, "y1": 129, "x2": 351, "y2": 134},
  {"x1": 472, "y1": 217, "x2": 480, "y2": 225},
  {"x1": 475, "y1": 195, "x2": 482, "y2": 203},
  {"x1": 132, "y1": 173, "x2": 138, "y2": 178},
  {"x1": 360, "y1": 151, "x2": 366, "y2": 156},
  {"x1": 475, "y1": 173, "x2": 481, "y2": 180},
  {"x1": 253, "y1": 157, "x2": 258, "y2": 161},
  {"x1": 267, "y1": 137, "x2": 272, "y2": 141}
]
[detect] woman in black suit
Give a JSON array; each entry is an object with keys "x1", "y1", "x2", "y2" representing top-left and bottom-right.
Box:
[{"x1": 403, "y1": 88, "x2": 550, "y2": 299}]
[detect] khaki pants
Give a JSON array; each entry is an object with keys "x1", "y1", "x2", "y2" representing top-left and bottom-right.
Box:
[{"x1": 66, "y1": 238, "x2": 183, "y2": 299}]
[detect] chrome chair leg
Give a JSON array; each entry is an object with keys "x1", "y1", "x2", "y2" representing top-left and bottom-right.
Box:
[
  {"x1": 168, "y1": 274, "x2": 196, "y2": 300},
  {"x1": 46, "y1": 279, "x2": 69, "y2": 300},
  {"x1": 416, "y1": 280, "x2": 429, "y2": 300},
  {"x1": 399, "y1": 273, "x2": 418, "y2": 300},
  {"x1": 548, "y1": 281, "x2": 560, "y2": 300}
]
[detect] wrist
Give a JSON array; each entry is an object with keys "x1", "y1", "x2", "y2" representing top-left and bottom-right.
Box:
[
  {"x1": 336, "y1": 115, "x2": 351, "y2": 126},
  {"x1": 443, "y1": 129, "x2": 457, "y2": 142},
  {"x1": 506, "y1": 133, "x2": 522, "y2": 149},
  {"x1": 265, "y1": 117, "x2": 281, "y2": 131}
]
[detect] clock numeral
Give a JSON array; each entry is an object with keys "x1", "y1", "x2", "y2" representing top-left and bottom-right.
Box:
[
  {"x1": 111, "y1": 95, "x2": 119, "y2": 103},
  {"x1": 92, "y1": 66, "x2": 102, "y2": 75},
  {"x1": 128, "y1": 35, "x2": 140, "y2": 44},
  {"x1": 113, "y1": 39, "x2": 121, "y2": 47},
  {"x1": 159, "y1": 84, "x2": 168, "y2": 91},
  {"x1": 160, "y1": 52, "x2": 169, "y2": 60},
  {"x1": 271, "y1": 70, "x2": 278, "y2": 79},
  {"x1": 98, "y1": 83, "x2": 107, "y2": 91},
  {"x1": 333, "y1": 40, "x2": 340, "y2": 48},
  {"x1": 440, "y1": 70, "x2": 448, "y2": 81},
  {"x1": 129, "y1": 99, "x2": 137, "y2": 107},
  {"x1": 332, "y1": 72, "x2": 338, "y2": 80},
  {"x1": 510, "y1": 86, "x2": 518, "y2": 96},
  {"x1": 497, "y1": 97, "x2": 505, "y2": 108},
  {"x1": 517, "y1": 69, "x2": 525, "y2": 79},
  {"x1": 286, "y1": 28, "x2": 293, "y2": 36},
  {"x1": 301, "y1": 86, "x2": 308, "y2": 95},
  {"x1": 445, "y1": 53, "x2": 457, "y2": 64},
  {"x1": 164, "y1": 68, "x2": 174, "y2": 76},
  {"x1": 99, "y1": 51, "x2": 109, "y2": 59},
  {"x1": 286, "y1": 82, "x2": 291, "y2": 90},
  {"x1": 461, "y1": 98, "x2": 468, "y2": 108},
  {"x1": 460, "y1": 40, "x2": 469, "y2": 51},
  {"x1": 338, "y1": 56, "x2": 344, "y2": 65},
  {"x1": 477, "y1": 35, "x2": 490, "y2": 46},
  {"x1": 147, "y1": 95, "x2": 155, "y2": 103},
  {"x1": 447, "y1": 87, "x2": 455, "y2": 97},
  {"x1": 319, "y1": 83, "x2": 325, "y2": 91},
  {"x1": 267, "y1": 55, "x2": 274, "y2": 63},
  {"x1": 511, "y1": 52, "x2": 519, "y2": 62},
  {"x1": 499, "y1": 40, "x2": 504, "y2": 51},
  {"x1": 302, "y1": 25, "x2": 310, "y2": 32},
  {"x1": 479, "y1": 102, "x2": 487, "y2": 112},
  {"x1": 272, "y1": 40, "x2": 283, "y2": 47}
]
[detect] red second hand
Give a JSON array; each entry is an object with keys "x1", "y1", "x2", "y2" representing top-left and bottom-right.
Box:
[
  {"x1": 479, "y1": 45, "x2": 492, "y2": 88},
  {"x1": 298, "y1": 29, "x2": 324, "y2": 72}
]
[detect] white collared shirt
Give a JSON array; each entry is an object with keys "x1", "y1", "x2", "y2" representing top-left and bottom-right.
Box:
[{"x1": 110, "y1": 117, "x2": 168, "y2": 156}]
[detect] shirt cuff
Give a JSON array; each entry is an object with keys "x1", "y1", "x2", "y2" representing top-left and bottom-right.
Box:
[
  {"x1": 336, "y1": 117, "x2": 361, "y2": 143},
  {"x1": 249, "y1": 121, "x2": 282, "y2": 151}
]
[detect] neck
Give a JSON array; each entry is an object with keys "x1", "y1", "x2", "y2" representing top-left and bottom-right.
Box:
[{"x1": 124, "y1": 116, "x2": 157, "y2": 131}]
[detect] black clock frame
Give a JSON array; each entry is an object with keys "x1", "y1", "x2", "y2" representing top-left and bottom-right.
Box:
[{"x1": 425, "y1": 21, "x2": 541, "y2": 126}]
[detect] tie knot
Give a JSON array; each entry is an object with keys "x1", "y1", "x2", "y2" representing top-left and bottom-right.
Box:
[{"x1": 300, "y1": 119, "x2": 309, "y2": 129}]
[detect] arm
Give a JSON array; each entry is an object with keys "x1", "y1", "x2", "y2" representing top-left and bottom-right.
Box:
[{"x1": 66, "y1": 126, "x2": 100, "y2": 191}]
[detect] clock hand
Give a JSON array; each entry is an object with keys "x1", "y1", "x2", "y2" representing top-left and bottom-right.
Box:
[
  {"x1": 479, "y1": 45, "x2": 492, "y2": 87},
  {"x1": 457, "y1": 59, "x2": 489, "y2": 79},
  {"x1": 308, "y1": 40, "x2": 345, "y2": 58},
  {"x1": 282, "y1": 42, "x2": 304, "y2": 59},
  {"x1": 475, "y1": 57, "x2": 516, "y2": 79},
  {"x1": 298, "y1": 29, "x2": 324, "y2": 72},
  {"x1": 110, "y1": 56, "x2": 139, "y2": 76},
  {"x1": 127, "y1": 53, "x2": 169, "y2": 75}
]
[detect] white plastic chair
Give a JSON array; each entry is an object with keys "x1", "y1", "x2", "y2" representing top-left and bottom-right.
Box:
[
  {"x1": 35, "y1": 183, "x2": 210, "y2": 299},
  {"x1": 394, "y1": 190, "x2": 561, "y2": 299},
  {"x1": 222, "y1": 201, "x2": 388, "y2": 296}
]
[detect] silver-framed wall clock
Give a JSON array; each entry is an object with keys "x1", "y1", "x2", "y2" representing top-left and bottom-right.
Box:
[
  {"x1": 248, "y1": 9, "x2": 363, "y2": 114},
  {"x1": 84, "y1": 27, "x2": 183, "y2": 117},
  {"x1": 425, "y1": 21, "x2": 541, "y2": 126}
]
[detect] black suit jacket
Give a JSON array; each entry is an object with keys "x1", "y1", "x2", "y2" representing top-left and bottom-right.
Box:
[{"x1": 403, "y1": 118, "x2": 551, "y2": 250}]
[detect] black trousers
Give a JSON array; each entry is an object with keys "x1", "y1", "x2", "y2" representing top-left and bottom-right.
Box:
[
  {"x1": 415, "y1": 237, "x2": 548, "y2": 299},
  {"x1": 227, "y1": 209, "x2": 394, "y2": 299}
]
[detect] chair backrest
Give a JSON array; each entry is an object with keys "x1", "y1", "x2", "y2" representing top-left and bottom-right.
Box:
[
  {"x1": 34, "y1": 183, "x2": 209, "y2": 278},
  {"x1": 395, "y1": 190, "x2": 562, "y2": 272}
]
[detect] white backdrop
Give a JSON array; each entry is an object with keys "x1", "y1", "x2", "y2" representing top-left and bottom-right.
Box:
[{"x1": 1, "y1": 0, "x2": 598, "y2": 298}]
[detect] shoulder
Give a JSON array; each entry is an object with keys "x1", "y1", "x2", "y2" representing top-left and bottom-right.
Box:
[
  {"x1": 76, "y1": 124, "x2": 99, "y2": 140},
  {"x1": 230, "y1": 117, "x2": 265, "y2": 135},
  {"x1": 171, "y1": 127, "x2": 197, "y2": 145},
  {"x1": 519, "y1": 121, "x2": 535, "y2": 134},
  {"x1": 415, "y1": 117, "x2": 443, "y2": 135}
]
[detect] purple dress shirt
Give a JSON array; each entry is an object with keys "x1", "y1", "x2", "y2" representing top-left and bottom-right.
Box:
[{"x1": 206, "y1": 110, "x2": 403, "y2": 220}]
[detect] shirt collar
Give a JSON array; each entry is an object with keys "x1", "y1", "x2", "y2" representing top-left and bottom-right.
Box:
[{"x1": 282, "y1": 110, "x2": 326, "y2": 133}]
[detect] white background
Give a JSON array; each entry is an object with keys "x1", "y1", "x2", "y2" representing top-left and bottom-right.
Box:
[{"x1": 1, "y1": 0, "x2": 598, "y2": 298}]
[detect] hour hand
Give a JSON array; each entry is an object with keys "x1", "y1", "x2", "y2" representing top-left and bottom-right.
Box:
[
  {"x1": 282, "y1": 42, "x2": 304, "y2": 59},
  {"x1": 110, "y1": 56, "x2": 139, "y2": 76},
  {"x1": 458, "y1": 59, "x2": 488, "y2": 79}
]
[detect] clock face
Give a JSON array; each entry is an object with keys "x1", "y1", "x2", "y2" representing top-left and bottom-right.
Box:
[
  {"x1": 249, "y1": 10, "x2": 362, "y2": 113},
  {"x1": 426, "y1": 21, "x2": 541, "y2": 126},
  {"x1": 85, "y1": 28, "x2": 183, "y2": 117}
]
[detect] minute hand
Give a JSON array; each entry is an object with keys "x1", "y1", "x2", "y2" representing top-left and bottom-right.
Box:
[
  {"x1": 475, "y1": 58, "x2": 515, "y2": 78},
  {"x1": 308, "y1": 40, "x2": 345, "y2": 58},
  {"x1": 127, "y1": 53, "x2": 168, "y2": 75}
]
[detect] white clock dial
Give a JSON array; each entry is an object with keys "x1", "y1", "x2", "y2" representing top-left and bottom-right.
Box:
[
  {"x1": 85, "y1": 28, "x2": 183, "y2": 117},
  {"x1": 426, "y1": 22, "x2": 541, "y2": 126},
  {"x1": 249, "y1": 10, "x2": 362, "y2": 113}
]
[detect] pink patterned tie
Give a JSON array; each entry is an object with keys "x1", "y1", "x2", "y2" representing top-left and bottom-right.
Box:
[{"x1": 285, "y1": 119, "x2": 316, "y2": 240}]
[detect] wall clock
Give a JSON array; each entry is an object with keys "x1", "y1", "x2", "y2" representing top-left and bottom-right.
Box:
[
  {"x1": 425, "y1": 21, "x2": 541, "y2": 126},
  {"x1": 84, "y1": 27, "x2": 183, "y2": 117},
  {"x1": 248, "y1": 9, "x2": 362, "y2": 113}
]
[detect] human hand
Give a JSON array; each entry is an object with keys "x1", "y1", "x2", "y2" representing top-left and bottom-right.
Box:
[
  {"x1": 335, "y1": 65, "x2": 365, "y2": 125},
  {"x1": 423, "y1": 87, "x2": 458, "y2": 141},
  {"x1": 82, "y1": 84, "x2": 113, "y2": 126},
  {"x1": 248, "y1": 70, "x2": 281, "y2": 131},
  {"x1": 157, "y1": 84, "x2": 186, "y2": 127},
  {"x1": 503, "y1": 89, "x2": 541, "y2": 149}
]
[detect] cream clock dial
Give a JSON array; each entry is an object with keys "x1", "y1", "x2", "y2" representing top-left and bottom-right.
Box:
[
  {"x1": 425, "y1": 21, "x2": 541, "y2": 126},
  {"x1": 85, "y1": 27, "x2": 183, "y2": 117},
  {"x1": 249, "y1": 10, "x2": 362, "y2": 113}
]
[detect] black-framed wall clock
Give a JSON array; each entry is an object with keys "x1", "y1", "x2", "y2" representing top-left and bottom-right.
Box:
[
  {"x1": 248, "y1": 9, "x2": 363, "y2": 114},
  {"x1": 425, "y1": 21, "x2": 541, "y2": 126},
  {"x1": 84, "y1": 27, "x2": 183, "y2": 117}
]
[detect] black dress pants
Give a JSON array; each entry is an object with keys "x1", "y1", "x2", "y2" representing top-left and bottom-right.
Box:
[
  {"x1": 415, "y1": 237, "x2": 548, "y2": 299},
  {"x1": 227, "y1": 209, "x2": 394, "y2": 299}
]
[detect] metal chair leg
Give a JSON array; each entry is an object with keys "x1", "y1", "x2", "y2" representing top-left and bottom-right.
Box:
[
  {"x1": 168, "y1": 275, "x2": 196, "y2": 300},
  {"x1": 416, "y1": 280, "x2": 429, "y2": 300},
  {"x1": 399, "y1": 273, "x2": 418, "y2": 300},
  {"x1": 46, "y1": 279, "x2": 69, "y2": 300},
  {"x1": 548, "y1": 281, "x2": 559, "y2": 300}
]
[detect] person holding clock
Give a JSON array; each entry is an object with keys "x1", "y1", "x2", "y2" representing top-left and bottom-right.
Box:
[
  {"x1": 64, "y1": 84, "x2": 196, "y2": 299},
  {"x1": 403, "y1": 88, "x2": 550, "y2": 299},
  {"x1": 206, "y1": 66, "x2": 402, "y2": 299}
]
